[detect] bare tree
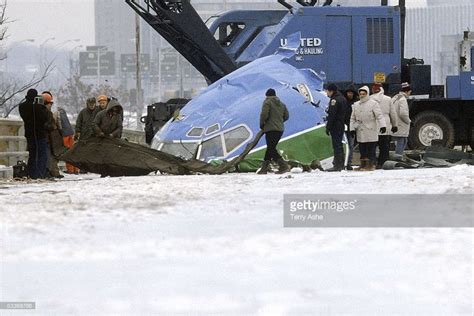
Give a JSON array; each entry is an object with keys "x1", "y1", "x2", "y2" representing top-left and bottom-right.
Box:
[
  {"x1": 0, "y1": 0, "x2": 9, "y2": 61},
  {"x1": 0, "y1": 0, "x2": 54, "y2": 117},
  {"x1": 1, "y1": 61, "x2": 55, "y2": 117},
  {"x1": 57, "y1": 75, "x2": 129, "y2": 116}
]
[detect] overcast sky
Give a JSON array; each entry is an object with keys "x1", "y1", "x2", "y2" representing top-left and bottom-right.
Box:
[{"x1": 5, "y1": 0, "x2": 95, "y2": 49}]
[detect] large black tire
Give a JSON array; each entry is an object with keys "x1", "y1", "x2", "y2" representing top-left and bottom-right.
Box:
[{"x1": 409, "y1": 111, "x2": 455, "y2": 149}]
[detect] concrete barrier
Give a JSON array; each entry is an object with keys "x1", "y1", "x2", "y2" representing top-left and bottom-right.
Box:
[{"x1": 0, "y1": 119, "x2": 28, "y2": 167}]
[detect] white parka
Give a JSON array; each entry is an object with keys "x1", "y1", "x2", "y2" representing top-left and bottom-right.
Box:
[
  {"x1": 391, "y1": 92, "x2": 411, "y2": 137},
  {"x1": 371, "y1": 88, "x2": 398, "y2": 136},
  {"x1": 350, "y1": 86, "x2": 386, "y2": 143}
]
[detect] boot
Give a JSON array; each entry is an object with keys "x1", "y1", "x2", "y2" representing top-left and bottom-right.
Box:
[
  {"x1": 346, "y1": 164, "x2": 353, "y2": 171},
  {"x1": 355, "y1": 159, "x2": 368, "y2": 171},
  {"x1": 257, "y1": 160, "x2": 271, "y2": 174},
  {"x1": 365, "y1": 160, "x2": 376, "y2": 171},
  {"x1": 326, "y1": 163, "x2": 343, "y2": 172},
  {"x1": 275, "y1": 158, "x2": 290, "y2": 174}
]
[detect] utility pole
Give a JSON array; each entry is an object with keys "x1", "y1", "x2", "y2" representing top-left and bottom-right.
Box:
[
  {"x1": 97, "y1": 48, "x2": 101, "y2": 86},
  {"x1": 135, "y1": 13, "x2": 142, "y2": 128}
]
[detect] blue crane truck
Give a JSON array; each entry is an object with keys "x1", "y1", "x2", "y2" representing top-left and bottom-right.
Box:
[{"x1": 127, "y1": 0, "x2": 474, "y2": 150}]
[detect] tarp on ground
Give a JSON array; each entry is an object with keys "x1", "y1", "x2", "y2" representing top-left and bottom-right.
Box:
[{"x1": 60, "y1": 133, "x2": 263, "y2": 176}]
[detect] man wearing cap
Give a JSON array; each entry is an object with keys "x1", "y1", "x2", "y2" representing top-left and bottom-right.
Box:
[
  {"x1": 18, "y1": 89, "x2": 49, "y2": 179},
  {"x1": 97, "y1": 95, "x2": 108, "y2": 111},
  {"x1": 371, "y1": 83, "x2": 398, "y2": 168},
  {"x1": 391, "y1": 82, "x2": 412, "y2": 155},
  {"x1": 75, "y1": 97, "x2": 99, "y2": 141},
  {"x1": 325, "y1": 83, "x2": 347, "y2": 172}
]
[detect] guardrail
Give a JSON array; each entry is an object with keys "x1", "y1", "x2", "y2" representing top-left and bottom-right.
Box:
[{"x1": 0, "y1": 118, "x2": 146, "y2": 168}]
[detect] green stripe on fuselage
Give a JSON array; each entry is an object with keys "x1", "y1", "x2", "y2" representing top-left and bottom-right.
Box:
[{"x1": 237, "y1": 126, "x2": 333, "y2": 172}]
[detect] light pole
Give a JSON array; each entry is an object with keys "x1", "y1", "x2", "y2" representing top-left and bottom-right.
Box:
[
  {"x1": 135, "y1": 13, "x2": 142, "y2": 125},
  {"x1": 69, "y1": 44, "x2": 83, "y2": 77},
  {"x1": 96, "y1": 46, "x2": 107, "y2": 86},
  {"x1": 39, "y1": 37, "x2": 56, "y2": 70}
]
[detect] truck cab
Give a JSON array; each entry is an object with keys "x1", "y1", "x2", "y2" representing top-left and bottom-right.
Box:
[{"x1": 209, "y1": 6, "x2": 402, "y2": 93}]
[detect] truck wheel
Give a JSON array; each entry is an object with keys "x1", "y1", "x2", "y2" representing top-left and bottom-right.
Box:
[{"x1": 409, "y1": 111, "x2": 455, "y2": 149}]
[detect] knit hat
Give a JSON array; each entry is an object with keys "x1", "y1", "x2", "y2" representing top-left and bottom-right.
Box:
[
  {"x1": 86, "y1": 97, "x2": 96, "y2": 105},
  {"x1": 344, "y1": 84, "x2": 358, "y2": 95},
  {"x1": 265, "y1": 88, "x2": 276, "y2": 97},
  {"x1": 401, "y1": 82, "x2": 411, "y2": 92},
  {"x1": 97, "y1": 95, "x2": 108, "y2": 102},
  {"x1": 25, "y1": 89, "x2": 38, "y2": 101}
]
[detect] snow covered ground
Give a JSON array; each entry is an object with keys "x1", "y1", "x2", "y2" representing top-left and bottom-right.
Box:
[{"x1": 0, "y1": 166, "x2": 473, "y2": 315}]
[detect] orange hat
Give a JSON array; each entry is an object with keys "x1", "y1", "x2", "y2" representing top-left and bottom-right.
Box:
[
  {"x1": 42, "y1": 93, "x2": 54, "y2": 104},
  {"x1": 97, "y1": 95, "x2": 108, "y2": 102}
]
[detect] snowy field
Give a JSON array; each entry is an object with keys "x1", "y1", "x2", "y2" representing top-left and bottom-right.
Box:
[{"x1": 0, "y1": 165, "x2": 473, "y2": 315}]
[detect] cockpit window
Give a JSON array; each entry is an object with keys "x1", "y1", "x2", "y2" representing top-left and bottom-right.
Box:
[
  {"x1": 200, "y1": 135, "x2": 224, "y2": 160},
  {"x1": 224, "y1": 126, "x2": 251, "y2": 153},
  {"x1": 214, "y1": 22, "x2": 245, "y2": 47},
  {"x1": 160, "y1": 142, "x2": 199, "y2": 160},
  {"x1": 187, "y1": 127, "x2": 204, "y2": 137},
  {"x1": 205, "y1": 123, "x2": 220, "y2": 135}
]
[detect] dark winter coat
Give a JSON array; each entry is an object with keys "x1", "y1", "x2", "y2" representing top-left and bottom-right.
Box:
[
  {"x1": 18, "y1": 99, "x2": 49, "y2": 140},
  {"x1": 326, "y1": 90, "x2": 347, "y2": 134},
  {"x1": 259, "y1": 96, "x2": 289, "y2": 133},
  {"x1": 93, "y1": 99, "x2": 123, "y2": 138},
  {"x1": 76, "y1": 107, "x2": 98, "y2": 140},
  {"x1": 344, "y1": 85, "x2": 359, "y2": 129}
]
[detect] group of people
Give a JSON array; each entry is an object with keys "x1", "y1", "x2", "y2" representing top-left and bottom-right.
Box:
[
  {"x1": 19, "y1": 90, "x2": 124, "y2": 179},
  {"x1": 326, "y1": 82, "x2": 412, "y2": 171},
  {"x1": 257, "y1": 82, "x2": 412, "y2": 174}
]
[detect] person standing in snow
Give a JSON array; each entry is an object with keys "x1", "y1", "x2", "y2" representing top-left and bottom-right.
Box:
[
  {"x1": 18, "y1": 89, "x2": 49, "y2": 179},
  {"x1": 75, "y1": 98, "x2": 98, "y2": 141},
  {"x1": 325, "y1": 83, "x2": 347, "y2": 172},
  {"x1": 371, "y1": 83, "x2": 398, "y2": 168},
  {"x1": 344, "y1": 84, "x2": 359, "y2": 170},
  {"x1": 42, "y1": 92, "x2": 63, "y2": 178},
  {"x1": 391, "y1": 82, "x2": 412, "y2": 155},
  {"x1": 55, "y1": 106, "x2": 78, "y2": 174},
  {"x1": 257, "y1": 88, "x2": 290, "y2": 174},
  {"x1": 350, "y1": 86, "x2": 386, "y2": 171}
]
